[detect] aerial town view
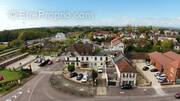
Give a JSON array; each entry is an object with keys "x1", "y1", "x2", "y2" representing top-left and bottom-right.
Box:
[{"x1": 0, "y1": 0, "x2": 180, "y2": 101}]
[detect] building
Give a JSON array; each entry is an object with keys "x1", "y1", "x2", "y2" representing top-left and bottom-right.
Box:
[
  {"x1": 64, "y1": 55, "x2": 109, "y2": 69},
  {"x1": 110, "y1": 37, "x2": 125, "y2": 53},
  {"x1": 149, "y1": 51, "x2": 180, "y2": 84},
  {"x1": 93, "y1": 31, "x2": 111, "y2": 40},
  {"x1": 51, "y1": 33, "x2": 66, "y2": 41},
  {"x1": 111, "y1": 54, "x2": 137, "y2": 86}
]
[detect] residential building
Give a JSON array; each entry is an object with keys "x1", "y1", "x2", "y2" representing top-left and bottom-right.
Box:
[
  {"x1": 149, "y1": 51, "x2": 180, "y2": 84},
  {"x1": 110, "y1": 37, "x2": 125, "y2": 53},
  {"x1": 112, "y1": 54, "x2": 137, "y2": 86}
]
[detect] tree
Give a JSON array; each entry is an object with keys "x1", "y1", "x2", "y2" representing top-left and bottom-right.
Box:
[
  {"x1": 91, "y1": 69, "x2": 98, "y2": 82},
  {"x1": 67, "y1": 64, "x2": 75, "y2": 72},
  {"x1": 176, "y1": 36, "x2": 180, "y2": 43},
  {"x1": 160, "y1": 40, "x2": 173, "y2": 51}
]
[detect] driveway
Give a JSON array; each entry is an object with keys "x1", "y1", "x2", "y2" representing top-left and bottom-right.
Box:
[{"x1": 134, "y1": 60, "x2": 167, "y2": 96}]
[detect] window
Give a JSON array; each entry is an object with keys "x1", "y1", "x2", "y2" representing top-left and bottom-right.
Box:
[
  {"x1": 95, "y1": 57, "x2": 97, "y2": 61},
  {"x1": 76, "y1": 62, "x2": 79, "y2": 66},
  {"x1": 101, "y1": 63, "x2": 103, "y2": 65},
  {"x1": 86, "y1": 57, "x2": 88, "y2": 61},
  {"x1": 82, "y1": 57, "x2": 84, "y2": 61},
  {"x1": 106, "y1": 57, "x2": 108, "y2": 61},
  {"x1": 94, "y1": 63, "x2": 97, "y2": 66},
  {"x1": 100, "y1": 57, "x2": 102, "y2": 61},
  {"x1": 129, "y1": 74, "x2": 132, "y2": 78},
  {"x1": 67, "y1": 57, "x2": 69, "y2": 61},
  {"x1": 76, "y1": 57, "x2": 78, "y2": 61}
]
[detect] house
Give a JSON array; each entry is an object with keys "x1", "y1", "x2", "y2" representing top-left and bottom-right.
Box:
[
  {"x1": 64, "y1": 55, "x2": 109, "y2": 69},
  {"x1": 110, "y1": 37, "x2": 125, "y2": 53},
  {"x1": 149, "y1": 51, "x2": 180, "y2": 84},
  {"x1": 139, "y1": 33, "x2": 146, "y2": 39},
  {"x1": 112, "y1": 54, "x2": 137, "y2": 86},
  {"x1": 93, "y1": 31, "x2": 111, "y2": 40},
  {"x1": 66, "y1": 42, "x2": 95, "y2": 56},
  {"x1": 173, "y1": 42, "x2": 180, "y2": 51},
  {"x1": 51, "y1": 33, "x2": 66, "y2": 41},
  {"x1": 64, "y1": 42, "x2": 110, "y2": 69}
]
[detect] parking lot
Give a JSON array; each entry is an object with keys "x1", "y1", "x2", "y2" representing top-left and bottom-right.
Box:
[{"x1": 134, "y1": 60, "x2": 167, "y2": 96}]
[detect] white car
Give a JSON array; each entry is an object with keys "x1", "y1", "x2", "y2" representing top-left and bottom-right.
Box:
[
  {"x1": 97, "y1": 69, "x2": 103, "y2": 73},
  {"x1": 81, "y1": 75, "x2": 88, "y2": 83}
]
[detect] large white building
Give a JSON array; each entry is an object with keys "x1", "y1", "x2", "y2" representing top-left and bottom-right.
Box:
[{"x1": 64, "y1": 55, "x2": 110, "y2": 69}]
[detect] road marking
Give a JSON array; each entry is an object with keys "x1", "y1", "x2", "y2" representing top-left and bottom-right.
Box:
[{"x1": 28, "y1": 74, "x2": 46, "y2": 101}]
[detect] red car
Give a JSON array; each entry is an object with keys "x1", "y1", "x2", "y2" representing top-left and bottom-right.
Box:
[
  {"x1": 0, "y1": 75, "x2": 4, "y2": 81},
  {"x1": 175, "y1": 92, "x2": 180, "y2": 99},
  {"x1": 48, "y1": 60, "x2": 53, "y2": 65}
]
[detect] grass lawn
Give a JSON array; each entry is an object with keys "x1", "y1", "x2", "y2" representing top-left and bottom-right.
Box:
[{"x1": 0, "y1": 69, "x2": 22, "y2": 83}]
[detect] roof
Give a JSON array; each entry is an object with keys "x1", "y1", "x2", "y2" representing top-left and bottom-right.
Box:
[
  {"x1": 66, "y1": 42, "x2": 95, "y2": 56},
  {"x1": 149, "y1": 51, "x2": 180, "y2": 69},
  {"x1": 163, "y1": 51, "x2": 180, "y2": 60},
  {"x1": 111, "y1": 37, "x2": 121, "y2": 46},
  {"x1": 149, "y1": 51, "x2": 173, "y2": 66},
  {"x1": 115, "y1": 58, "x2": 136, "y2": 73},
  {"x1": 94, "y1": 31, "x2": 111, "y2": 35}
]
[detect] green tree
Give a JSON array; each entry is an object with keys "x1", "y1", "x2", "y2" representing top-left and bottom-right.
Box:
[
  {"x1": 160, "y1": 40, "x2": 173, "y2": 51},
  {"x1": 67, "y1": 64, "x2": 75, "y2": 72},
  {"x1": 91, "y1": 69, "x2": 98, "y2": 84}
]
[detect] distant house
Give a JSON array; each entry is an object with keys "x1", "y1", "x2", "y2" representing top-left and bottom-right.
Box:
[
  {"x1": 149, "y1": 51, "x2": 180, "y2": 84},
  {"x1": 139, "y1": 33, "x2": 146, "y2": 39},
  {"x1": 93, "y1": 31, "x2": 111, "y2": 40},
  {"x1": 110, "y1": 37, "x2": 124, "y2": 53},
  {"x1": 51, "y1": 33, "x2": 66, "y2": 41},
  {"x1": 173, "y1": 42, "x2": 180, "y2": 51}
]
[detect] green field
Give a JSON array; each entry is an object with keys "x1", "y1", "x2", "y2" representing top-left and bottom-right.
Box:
[{"x1": 0, "y1": 69, "x2": 22, "y2": 83}]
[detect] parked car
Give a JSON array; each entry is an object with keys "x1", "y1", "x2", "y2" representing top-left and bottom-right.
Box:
[
  {"x1": 154, "y1": 72, "x2": 161, "y2": 77},
  {"x1": 150, "y1": 68, "x2": 158, "y2": 72},
  {"x1": 70, "y1": 72, "x2": 78, "y2": 78},
  {"x1": 121, "y1": 84, "x2": 132, "y2": 89},
  {"x1": 146, "y1": 62, "x2": 151, "y2": 66},
  {"x1": 81, "y1": 75, "x2": 88, "y2": 83},
  {"x1": 56, "y1": 58, "x2": 60, "y2": 62},
  {"x1": 48, "y1": 60, "x2": 53, "y2": 65},
  {"x1": 39, "y1": 59, "x2": 50, "y2": 67},
  {"x1": 175, "y1": 92, "x2": 180, "y2": 99},
  {"x1": 97, "y1": 69, "x2": 103, "y2": 73},
  {"x1": 76, "y1": 73, "x2": 83, "y2": 80},
  {"x1": 158, "y1": 78, "x2": 167, "y2": 83},
  {"x1": 156, "y1": 75, "x2": 166, "y2": 80},
  {"x1": 142, "y1": 66, "x2": 149, "y2": 71}
]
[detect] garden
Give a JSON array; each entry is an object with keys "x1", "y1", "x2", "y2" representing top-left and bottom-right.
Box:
[{"x1": 0, "y1": 68, "x2": 31, "y2": 94}]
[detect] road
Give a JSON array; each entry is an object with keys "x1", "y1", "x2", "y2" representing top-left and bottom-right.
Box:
[{"x1": 1, "y1": 60, "x2": 180, "y2": 101}]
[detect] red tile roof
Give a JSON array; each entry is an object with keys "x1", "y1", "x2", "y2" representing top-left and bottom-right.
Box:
[
  {"x1": 149, "y1": 51, "x2": 180, "y2": 69},
  {"x1": 111, "y1": 37, "x2": 121, "y2": 46},
  {"x1": 116, "y1": 59, "x2": 136, "y2": 73}
]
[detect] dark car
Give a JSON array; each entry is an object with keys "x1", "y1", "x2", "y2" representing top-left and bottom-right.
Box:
[
  {"x1": 70, "y1": 72, "x2": 78, "y2": 78},
  {"x1": 175, "y1": 92, "x2": 180, "y2": 99},
  {"x1": 76, "y1": 74, "x2": 83, "y2": 80},
  {"x1": 39, "y1": 59, "x2": 50, "y2": 67},
  {"x1": 142, "y1": 66, "x2": 149, "y2": 71},
  {"x1": 150, "y1": 68, "x2": 158, "y2": 72},
  {"x1": 121, "y1": 84, "x2": 132, "y2": 89}
]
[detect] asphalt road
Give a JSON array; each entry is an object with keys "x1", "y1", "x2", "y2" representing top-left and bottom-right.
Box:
[{"x1": 1, "y1": 60, "x2": 180, "y2": 101}]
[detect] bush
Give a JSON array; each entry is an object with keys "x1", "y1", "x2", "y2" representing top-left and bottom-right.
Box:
[{"x1": 67, "y1": 64, "x2": 75, "y2": 72}]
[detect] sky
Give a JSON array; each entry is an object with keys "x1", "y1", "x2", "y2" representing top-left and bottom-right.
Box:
[{"x1": 0, "y1": 0, "x2": 180, "y2": 30}]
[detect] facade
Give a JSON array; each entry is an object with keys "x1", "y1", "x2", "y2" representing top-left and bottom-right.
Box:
[
  {"x1": 112, "y1": 54, "x2": 137, "y2": 86},
  {"x1": 93, "y1": 31, "x2": 111, "y2": 39},
  {"x1": 51, "y1": 33, "x2": 66, "y2": 41},
  {"x1": 149, "y1": 51, "x2": 180, "y2": 84},
  {"x1": 110, "y1": 37, "x2": 125, "y2": 53},
  {"x1": 64, "y1": 55, "x2": 109, "y2": 69}
]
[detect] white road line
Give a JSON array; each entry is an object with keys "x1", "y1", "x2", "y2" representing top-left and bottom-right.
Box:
[{"x1": 28, "y1": 74, "x2": 46, "y2": 101}]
